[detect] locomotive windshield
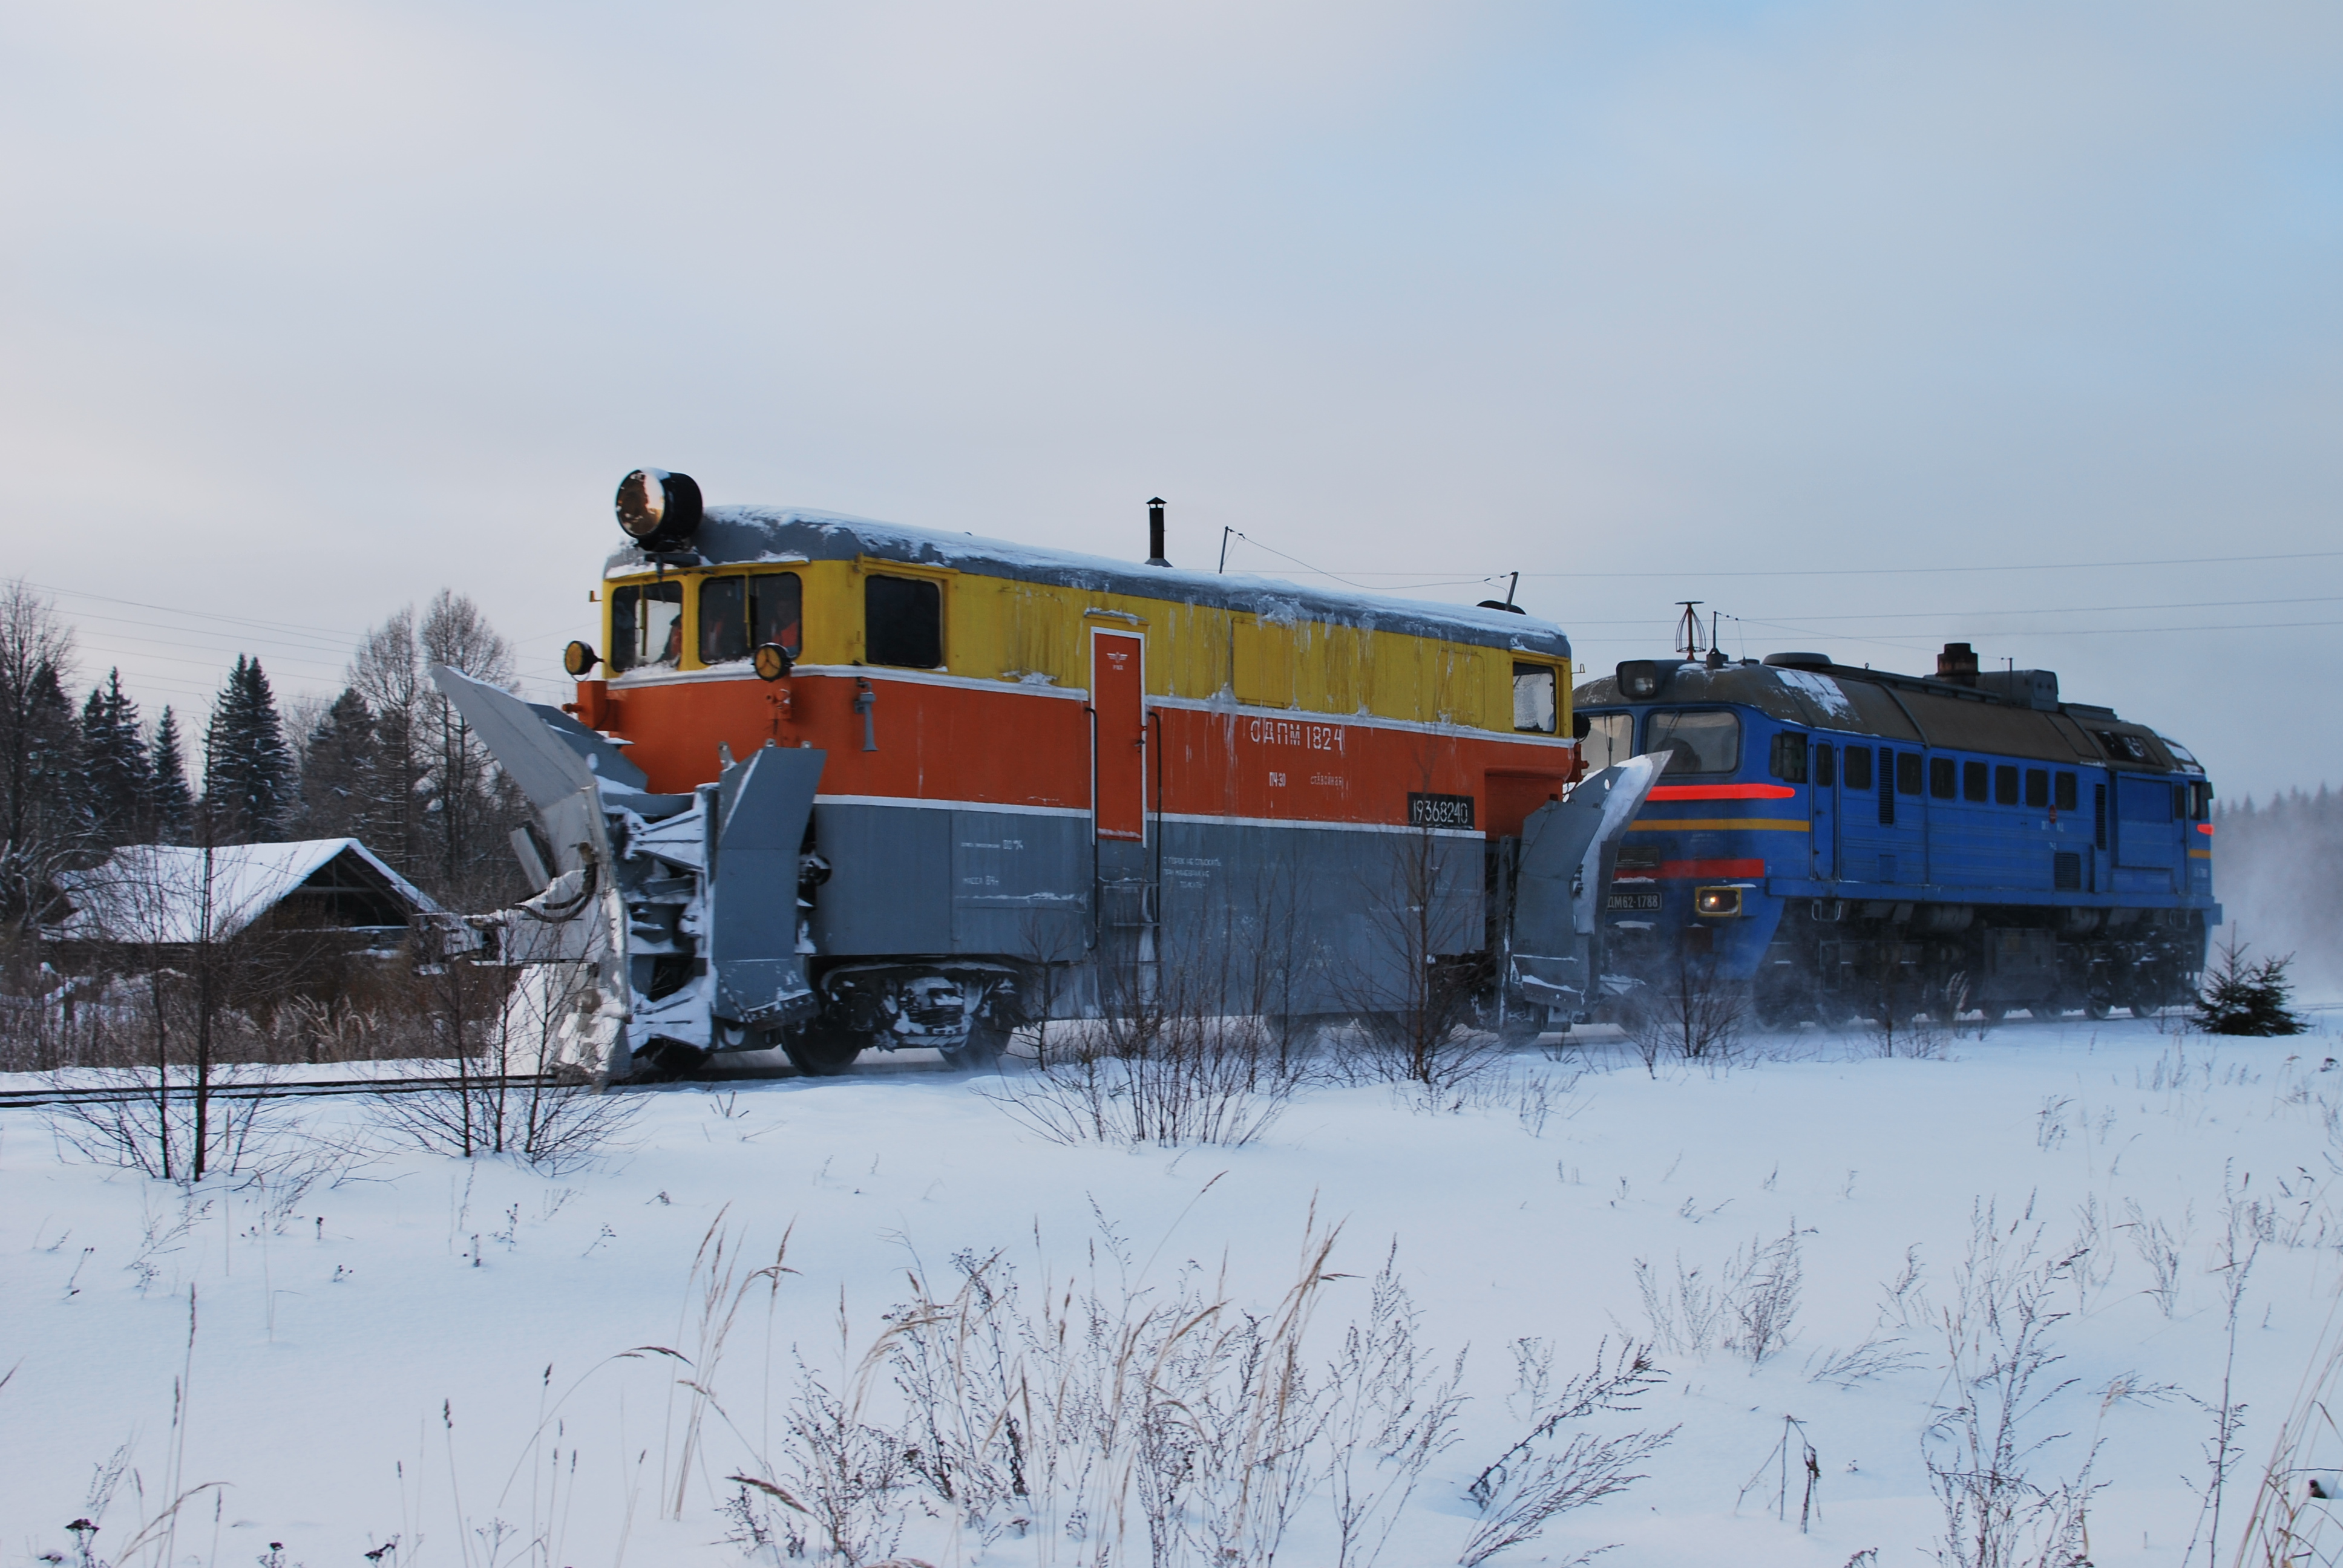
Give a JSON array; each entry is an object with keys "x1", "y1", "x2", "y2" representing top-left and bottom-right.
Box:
[
  {"x1": 609, "y1": 580, "x2": 683, "y2": 673},
  {"x1": 700, "y1": 572, "x2": 804, "y2": 665},
  {"x1": 1576, "y1": 711, "x2": 1633, "y2": 769},
  {"x1": 1644, "y1": 708, "x2": 1740, "y2": 774}
]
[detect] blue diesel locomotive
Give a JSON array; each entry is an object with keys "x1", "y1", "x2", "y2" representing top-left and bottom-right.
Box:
[{"x1": 1570, "y1": 642, "x2": 2218, "y2": 1025}]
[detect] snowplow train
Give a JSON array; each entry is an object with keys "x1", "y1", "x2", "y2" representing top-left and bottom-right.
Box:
[{"x1": 435, "y1": 471, "x2": 1662, "y2": 1079}]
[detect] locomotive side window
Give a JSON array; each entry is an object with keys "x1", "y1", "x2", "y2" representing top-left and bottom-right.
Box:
[
  {"x1": 1644, "y1": 709, "x2": 1739, "y2": 775},
  {"x1": 1995, "y1": 765, "x2": 2019, "y2": 805},
  {"x1": 1512, "y1": 664, "x2": 1558, "y2": 734},
  {"x1": 1843, "y1": 746, "x2": 1872, "y2": 791},
  {"x1": 1879, "y1": 752, "x2": 1896, "y2": 825},
  {"x1": 1896, "y1": 752, "x2": 1923, "y2": 795},
  {"x1": 1575, "y1": 711, "x2": 1633, "y2": 769},
  {"x1": 609, "y1": 580, "x2": 684, "y2": 673},
  {"x1": 1813, "y1": 742, "x2": 1836, "y2": 788},
  {"x1": 1928, "y1": 757, "x2": 1956, "y2": 799},
  {"x1": 2024, "y1": 768, "x2": 2048, "y2": 808},
  {"x1": 2054, "y1": 771, "x2": 2078, "y2": 812},
  {"x1": 2190, "y1": 780, "x2": 2214, "y2": 819},
  {"x1": 1769, "y1": 732, "x2": 1807, "y2": 783},
  {"x1": 1962, "y1": 760, "x2": 1989, "y2": 802},
  {"x1": 700, "y1": 572, "x2": 805, "y2": 665},
  {"x1": 865, "y1": 574, "x2": 943, "y2": 668}
]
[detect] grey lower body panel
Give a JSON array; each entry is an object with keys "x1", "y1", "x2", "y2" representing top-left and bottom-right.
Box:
[{"x1": 806, "y1": 802, "x2": 1484, "y2": 1019}]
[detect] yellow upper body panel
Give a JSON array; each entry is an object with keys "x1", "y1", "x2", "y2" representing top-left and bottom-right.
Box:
[{"x1": 598, "y1": 515, "x2": 1571, "y2": 740}]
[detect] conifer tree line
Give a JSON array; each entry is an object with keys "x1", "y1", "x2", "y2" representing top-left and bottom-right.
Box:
[{"x1": 0, "y1": 579, "x2": 530, "y2": 929}]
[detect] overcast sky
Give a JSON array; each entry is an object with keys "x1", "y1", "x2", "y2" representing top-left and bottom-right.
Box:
[{"x1": 4, "y1": 1, "x2": 2337, "y2": 800}]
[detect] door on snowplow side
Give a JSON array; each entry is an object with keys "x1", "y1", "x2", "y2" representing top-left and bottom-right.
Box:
[{"x1": 1092, "y1": 630, "x2": 1147, "y2": 842}]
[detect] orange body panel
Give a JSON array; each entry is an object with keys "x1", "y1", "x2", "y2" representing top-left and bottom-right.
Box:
[{"x1": 582, "y1": 670, "x2": 1576, "y2": 837}]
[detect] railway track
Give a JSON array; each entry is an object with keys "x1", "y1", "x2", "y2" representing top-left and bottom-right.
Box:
[{"x1": 0, "y1": 1073, "x2": 565, "y2": 1111}]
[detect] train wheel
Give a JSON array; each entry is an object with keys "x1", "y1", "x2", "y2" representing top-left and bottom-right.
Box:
[
  {"x1": 1978, "y1": 1004, "x2": 2007, "y2": 1025},
  {"x1": 2082, "y1": 998, "x2": 2112, "y2": 1021},
  {"x1": 783, "y1": 1024, "x2": 865, "y2": 1076}
]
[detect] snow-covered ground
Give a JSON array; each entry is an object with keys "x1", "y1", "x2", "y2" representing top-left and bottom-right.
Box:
[{"x1": 5, "y1": 1013, "x2": 2340, "y2": 1567}]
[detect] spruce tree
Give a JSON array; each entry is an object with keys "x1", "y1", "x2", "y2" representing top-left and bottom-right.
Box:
[
  {"x1": 79, "y1": 669, "x2": 152, "y2": 846},
  {"x1": 300, "y1": 687, "x2": 379, "y2": 841},
  {"x1": 203, "y1": 655, "x2": 295, "y2": 844},
  {"x1": 151, "y1": 707, "x2": 194, "y2": 844}
]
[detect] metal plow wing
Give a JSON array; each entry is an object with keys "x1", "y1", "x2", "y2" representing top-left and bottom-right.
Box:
[
  {"x1": 1507, "y1": 753, "x2": 1668, "y2": 1019},
  {"x1": 430, "y1": 665, "x2": 825, "y2": 1078}
]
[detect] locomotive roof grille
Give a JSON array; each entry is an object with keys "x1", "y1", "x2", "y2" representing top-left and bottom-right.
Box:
[{"x1": 605, "y1": 505, "x2": 1569, "y2": 659}]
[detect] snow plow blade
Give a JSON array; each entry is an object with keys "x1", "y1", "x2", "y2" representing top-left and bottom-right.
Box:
[
  {"x1": 1507, "y1": 754, "x2": 1668, "y2": 1018},
  {"x1": 428, "y1": 664, "x2": 827, "y2": 1077}
]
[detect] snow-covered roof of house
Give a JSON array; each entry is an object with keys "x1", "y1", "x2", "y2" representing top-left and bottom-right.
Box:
[{"x1": 51, "y1": 839, "x2": 442, "y2": 945}]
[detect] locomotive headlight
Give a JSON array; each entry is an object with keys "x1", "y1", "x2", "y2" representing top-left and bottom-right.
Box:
[
  {"x1": 1616, "y1": 659, "x2": 1663, "y2": 699},
  {"x1": 562, "y1": 639, "x2": 601, "y2": 678},
  {"x1": 1694, "y1": 886, "x2": 1743, "y2": 918},
  {"x1": 615, "y1": 468, "x2": 705, "y2": 550},
  {"x1": 753, "y1": 642, "x2": 794, "y2": 682}
]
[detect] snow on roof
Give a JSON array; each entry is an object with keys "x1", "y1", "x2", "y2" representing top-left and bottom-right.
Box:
[
  {"x1": 602, "y1": 506, "x2": 1571, "y2": 658},
  {"x1": 52, "y1": 839, "x2": 442, "y2": 944}
]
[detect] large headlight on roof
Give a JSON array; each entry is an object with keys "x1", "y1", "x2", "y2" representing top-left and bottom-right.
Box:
[
  {"x1": 1694, "y1": 886, "x2": 1743, "y2": 917},
  {"x1": 1616, "y1": 659, "x2": 1662, "y2": 700},
  {"x1": 615, "y1": 468, "x2": 704, "y2": 550}
]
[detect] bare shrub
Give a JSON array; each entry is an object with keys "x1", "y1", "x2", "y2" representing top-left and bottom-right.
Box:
[
  {"x1": 1322, "y1": 1244, "x2": 1467, "y2": 1568},
  {"x1": 981, "y1": 942, "x2": 1310, "y2": 1148},
  {"x1": 369, "y1": 962, "x2": 638, "y2": 1171},
  {"x1": 1617, "y1": 945, "x2": 1746, "y2": 1077},
  {"x1": 1460, "y1": 1338, "x2": 1674, "y2": 1567},
  {"x1": 2230, "y1": 1301, "x2": 2343, "y2": 1567},
  {"x1": 2122, "y1": 1199, "x2": 2186, "y2": 1319},
  {"x1": 1922, "y1": 1201, "x2": 2103, "y2": 1568},
  {"x1": 1633, "y1": 1224, "x2": 1803, "y2": 1368}
]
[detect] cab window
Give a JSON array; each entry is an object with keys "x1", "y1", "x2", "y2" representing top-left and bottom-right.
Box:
[
  {"x1": 1512, "y1": 664, "x2": 1558, "y2": 734},
  {"x1": 700, "y1": 572, "x2": 803, "y2": 665},
  {"x1": 1574, "y1": 711, "x2": 1633, "y2": 769},
  {"x1": 609, "y1": 580, "x2": 683, "y2": 673},
  {"x1": 1644, "y1": 708, "x2": 1739, "y2": 775},
  {"x1": 866, "y1": 574, "x2": 943, "y2": 668}
]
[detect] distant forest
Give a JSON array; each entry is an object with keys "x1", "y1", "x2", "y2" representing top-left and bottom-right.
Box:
[{"x1": 2213, "y1": 788, "x2": 2343, "y2": 998}]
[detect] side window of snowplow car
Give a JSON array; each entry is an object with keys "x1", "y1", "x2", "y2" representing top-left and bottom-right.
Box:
[
  {"x1": 700, "y1": 576, "x2": 746, "y2": 664},
  {"x1": 609, "y1": 581, "x2": 683, "y2": 672},
  {"x1": 1512, "y1": 663, "x2": 1558, "y2": 733},
  {"x1": 1643, "y1": 708, "x2": 1738, "y2": 775},
  {"x1": 753, "y1": 572, "x2": 803, "y2": 659},
  {"x1": 865, "y1": 574, "x2": 943, "y2": 668}
]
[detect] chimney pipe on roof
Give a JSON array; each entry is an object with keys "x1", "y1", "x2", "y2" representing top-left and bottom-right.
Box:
[
  {"x1": 1145, "y1": 498, "x2": 1170, "y2": 567},
  {"x1": 1937, "y1": 641, "x2": 1980, "y2": 686}
]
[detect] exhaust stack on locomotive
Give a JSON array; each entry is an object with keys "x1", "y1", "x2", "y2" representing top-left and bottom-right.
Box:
[{"x1": 442, "y1": 470, "x2": 1659, "y2": 1079}]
